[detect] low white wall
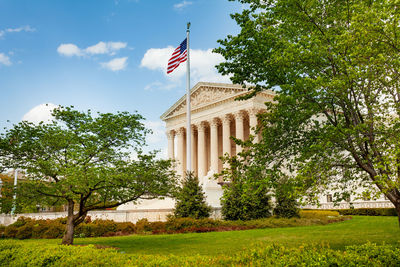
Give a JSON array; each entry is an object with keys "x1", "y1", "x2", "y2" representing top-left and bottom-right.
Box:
[{"x1": 0, "y1": 208, "x2": 222, "y2": 226}]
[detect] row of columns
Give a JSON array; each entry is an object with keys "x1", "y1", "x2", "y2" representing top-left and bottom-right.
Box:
[{"x1": 167, "y1": 109, "x2": 261, "y2": 179}]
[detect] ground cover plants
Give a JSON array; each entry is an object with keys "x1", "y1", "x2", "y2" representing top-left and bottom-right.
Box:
[
  {"x1": 1, "y1": 216, "x2": 399, "y2": 265},
  {"x1": 1, "y1": 239, "x2": 399, "y2": 266}
]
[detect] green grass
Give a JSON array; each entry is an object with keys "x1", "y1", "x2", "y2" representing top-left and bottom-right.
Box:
[{"x1": 17, "y1": 216, "x2": 400, "y2": 256}]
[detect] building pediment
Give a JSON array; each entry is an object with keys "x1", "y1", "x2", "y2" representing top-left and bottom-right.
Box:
[{"x1": 161, "y1": 82, "x2": 248, "y2": 120}]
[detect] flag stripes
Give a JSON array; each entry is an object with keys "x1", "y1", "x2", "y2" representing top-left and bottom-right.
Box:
[{"x1": 167, "y1": 38, "x2": 187, "y2": 74}]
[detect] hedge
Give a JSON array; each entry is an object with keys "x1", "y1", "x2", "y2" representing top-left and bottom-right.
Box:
[
  {"x1": 306, "y1": 208, "x2": 398, "y2": 216},
  {"x1": 0, "y1": 240, "x2": 399, "y2": 266},
  {"x1": 0, "y1": 211, "x2": 347, "y2": 239}
]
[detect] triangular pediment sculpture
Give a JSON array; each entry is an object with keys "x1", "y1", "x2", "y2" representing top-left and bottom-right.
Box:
[{"x1": 161, "y1": 82, "x2": 246, "y2": 120}]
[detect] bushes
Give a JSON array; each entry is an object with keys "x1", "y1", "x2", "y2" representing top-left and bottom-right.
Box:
[
  {"x1": 0, "y1": 217, "x2": 135, "y2": 239},
  {"x1": 273, "y1": 182, "x2": 300, "y2": 218},
  {"x1": 1, "y1": 240, "x2": 399, "y2": 266},
  {"x1": 0, "y1": 211, "x2": 347, "y2": 239},
  {"x1": 221, "y1": 180, "x2": 272, "y2": 221},
  {"x1": 300, "y1": 210, "x2": 340, "y2": 218},
  {"x1": 336, "y1": 208, "x2": 397, "y2": 216},
  {"x1": 304, "y1": 208, "x2": 397, "y2": 216}
]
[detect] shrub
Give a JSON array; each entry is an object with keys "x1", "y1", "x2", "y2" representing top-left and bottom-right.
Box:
[
  {"x1": 221, "y1": 179, "x2": 272, "y2": 221},
  {"x1": 15, "y1": 224, "x2": 33, "y2": 239},
  {"x1": 115, "y1": 222, "x2": 135, "y2": 233},
  {"x1": 273, "y1": 184, "x2": 300, "y2": 218},
  {"x1": 303, "y1": 208, "x2": 397, "y2": 216},
  {"x1": 300, "y1": 210, "x2": 340, "y2": 218},
  {"x1": 10, "y1": 217, "x2": 32, "y2": 228},
  {"x1": 135, "y1": 218, "x2": 152, "y2": 233},
  {"x1": 0, "y1": 211, "x2": 347, "y2": 239},
  {"x1": 42, "y1": 224, "x2": 64, "y2": 239},
  {"x1": 3, "y1": 226, "x2": 18, "y2": 238},
  {"x1": 336, "y1": 208, "x2": 397, "y2": 216},
  {"x1": 173, "y1": 172, "x2": 211, "y2": 219}
]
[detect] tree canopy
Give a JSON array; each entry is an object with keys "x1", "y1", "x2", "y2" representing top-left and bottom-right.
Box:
[
  {"x1": 215, "y1": 0, "x2": 400, "y2": 224},
  {"x1": 0, "y1": 106, "x2": 178, "y2": 244}
]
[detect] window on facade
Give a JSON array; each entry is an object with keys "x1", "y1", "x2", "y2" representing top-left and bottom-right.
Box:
[{"x1": 326, "y1": 194, "x2": 333, "y2": 203}]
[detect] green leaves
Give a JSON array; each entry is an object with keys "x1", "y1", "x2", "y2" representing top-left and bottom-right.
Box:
[
  {"x1": 173, "y1": 172, "x2": 211, "y2": 219},
  {"x1": 216, "y1": 0, "x2": 400, "y2": 213},
  {"x1": 0, "y1": 105, "x2": 177, "y2": 220}
]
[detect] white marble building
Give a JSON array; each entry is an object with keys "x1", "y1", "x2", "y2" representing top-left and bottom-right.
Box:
[{"x1": 118, "y1": 82, "x2": 394, "y2": 211}]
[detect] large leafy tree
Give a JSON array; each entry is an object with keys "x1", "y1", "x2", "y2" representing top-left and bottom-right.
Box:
[
  {"x1": 0, "y1": 106, "x2": 178, "y2": 244},
  {"x1": 215, "y1": 0, "x2": 400, "y2": 225}
]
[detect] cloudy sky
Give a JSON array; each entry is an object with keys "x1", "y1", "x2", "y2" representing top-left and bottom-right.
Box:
[{"x1": 0, "y1": 0, "x2": 242, "y2": 157}]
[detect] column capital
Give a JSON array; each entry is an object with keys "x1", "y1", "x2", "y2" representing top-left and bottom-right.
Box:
[
  {"x1": 210, "y1": 118, "x2": 220, "y2": 128},
  {"x1": 196, "y1": 121, "x2": 207, "y2": 132},
  {"x1": 222, "y1": 114, "x2": 232, "y2": 125},
  {"x1": 166, "y1": 130, "x2": 175, "y2": 140},
  {"x1": 248, "y1": 108, "x2": 260, "y2": 117},
  {"x1": 234, "y1": 111, "x2": 245, "y2": 121},
  {"x1": 190, "y1": 124, "x2": 197, "y2": 132},
  {"x1": 176, "y1": 127, "x2": 185, "y2": 136}
]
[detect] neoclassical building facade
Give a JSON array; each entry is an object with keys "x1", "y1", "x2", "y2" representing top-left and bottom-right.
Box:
[
  {"x1": 158, "y1": 82, "x2": 275, "y2": 207},
  {"x1": 117, "y1": 82, "x2": 393, "y2": 211},
  {"x1": 161, "y1": 82, "x2": 274, "y2": 181}
]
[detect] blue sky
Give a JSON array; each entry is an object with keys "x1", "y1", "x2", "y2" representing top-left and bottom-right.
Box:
[{"x1": 0, "y1": 0, "x2": 242, "y2": 156}]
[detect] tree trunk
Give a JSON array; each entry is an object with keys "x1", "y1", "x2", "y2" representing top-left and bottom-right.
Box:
[
  {"x1": 61, "y1": 200, "x2": 75, "y2": 245},
  {"x1": 395, "y1": 202, "x2": 400, "y2": 228}
]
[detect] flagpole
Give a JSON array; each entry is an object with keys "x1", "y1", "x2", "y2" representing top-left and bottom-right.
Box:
[{"x1": 186, "y1": 22, "x2": 191, "y2": 174}]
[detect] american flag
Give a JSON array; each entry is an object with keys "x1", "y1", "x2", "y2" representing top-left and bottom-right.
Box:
[{"x1": 167, "y1": 38, "x2": 187, "y2": 74}]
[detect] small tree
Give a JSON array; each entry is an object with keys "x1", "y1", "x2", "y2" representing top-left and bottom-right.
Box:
[
  {"x1": 0, "y1": 106, "x2": 178, "y2": 245},
  {"x1": 219, "y1": 156, "x2": 272, "y2": 221},
  {"x1": 173, "y1": 172, "x2": 211, "y2": 219},
  {"x1": 0, "y1": 173, "x2": 16, "y2": 214},
  {"x1": 273, "y1": 179, "x2": 300, "y2": 218}
]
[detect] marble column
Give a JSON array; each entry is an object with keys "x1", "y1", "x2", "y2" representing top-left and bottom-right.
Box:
[
  {"x1": 222, "y1": 114, "x2": 231, "y2": 158},
  {"x1": 234, "y1": 112, "x2": 244, "y2": 154},
  {"x1": 166, "y1": 130, "x2": 175, "y2": 159},
  {"x1": 248, "y1": 108, "x2": 259, "y2": 143},
  {"x1": 197, "y1": 122, "x2": 207, "y2": 178},
  {"x1": 190, "y1": 125, "x2": 197, "y2": 176},
  {"x1": 210, "y1": 118, "x2": 219, "y2": 173},
  {"x1": 176, "y1": 128, "x2": 185, "y2": 177}
]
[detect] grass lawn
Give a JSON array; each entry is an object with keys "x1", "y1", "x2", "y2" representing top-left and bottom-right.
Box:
[{"x1": 20, "y1": 216, "x2": 400, "y2": 256}]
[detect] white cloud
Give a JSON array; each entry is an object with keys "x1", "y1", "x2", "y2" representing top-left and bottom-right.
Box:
[
  {"x1": 57, "y1": 43, "x2": 82, "y2": 57},
  {"x1": 22, "y1": 103, "x2": 58, "y2": 124},
  {"x1": 85, "y1": 41, "x2": 127, "y2": 55},
  {"x1": 101, "y1": 57, "x2": 128, "y2": 71},
  {"x1": 57, "y1": 41, "x2": 127, "y2": 57},
  {"x1": 140, "y1": 47, "x2": 230, "y2": 85},
  {"x1": 174, "y1": 1, "x2": 192, "y2": 10},
  {"x1": 144, "y1": 120, "x2": 166, "y2": 144},
  {"x1": 6, "y1": 25, "x2": 36, "y2": 33},
  {"x1": 0, "y1": 53, "x2": 11, "y2": 66},
  {"x1": 57, "y1": 41, "x2": 129, "y2": 71},
  {"x1": 143, "y1": 120, "x2": 168, "y2": 159},
  {"x1": 0, "y1": 25, "x2": 36, "y2": 38},
  {"x1": 144, "y1": 81, "x2": 178, "y2": 91}
]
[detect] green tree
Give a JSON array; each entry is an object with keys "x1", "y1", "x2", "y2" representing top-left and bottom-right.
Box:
[
  {"x1": 0, "y1": 106, "x2": 178, "y2": 244},
  {"x1": 219, "y1": 156, "x2": 272, "y2": 220},
  {"x1": 0, "y1": 173, "x2": 16, "y2": 214},
  {"x1": 215, "y1": 0, "x2": 400, "y2": 225},
  {"x1": 173, "y1": 172, "x2": 211, "y2": 219}
]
